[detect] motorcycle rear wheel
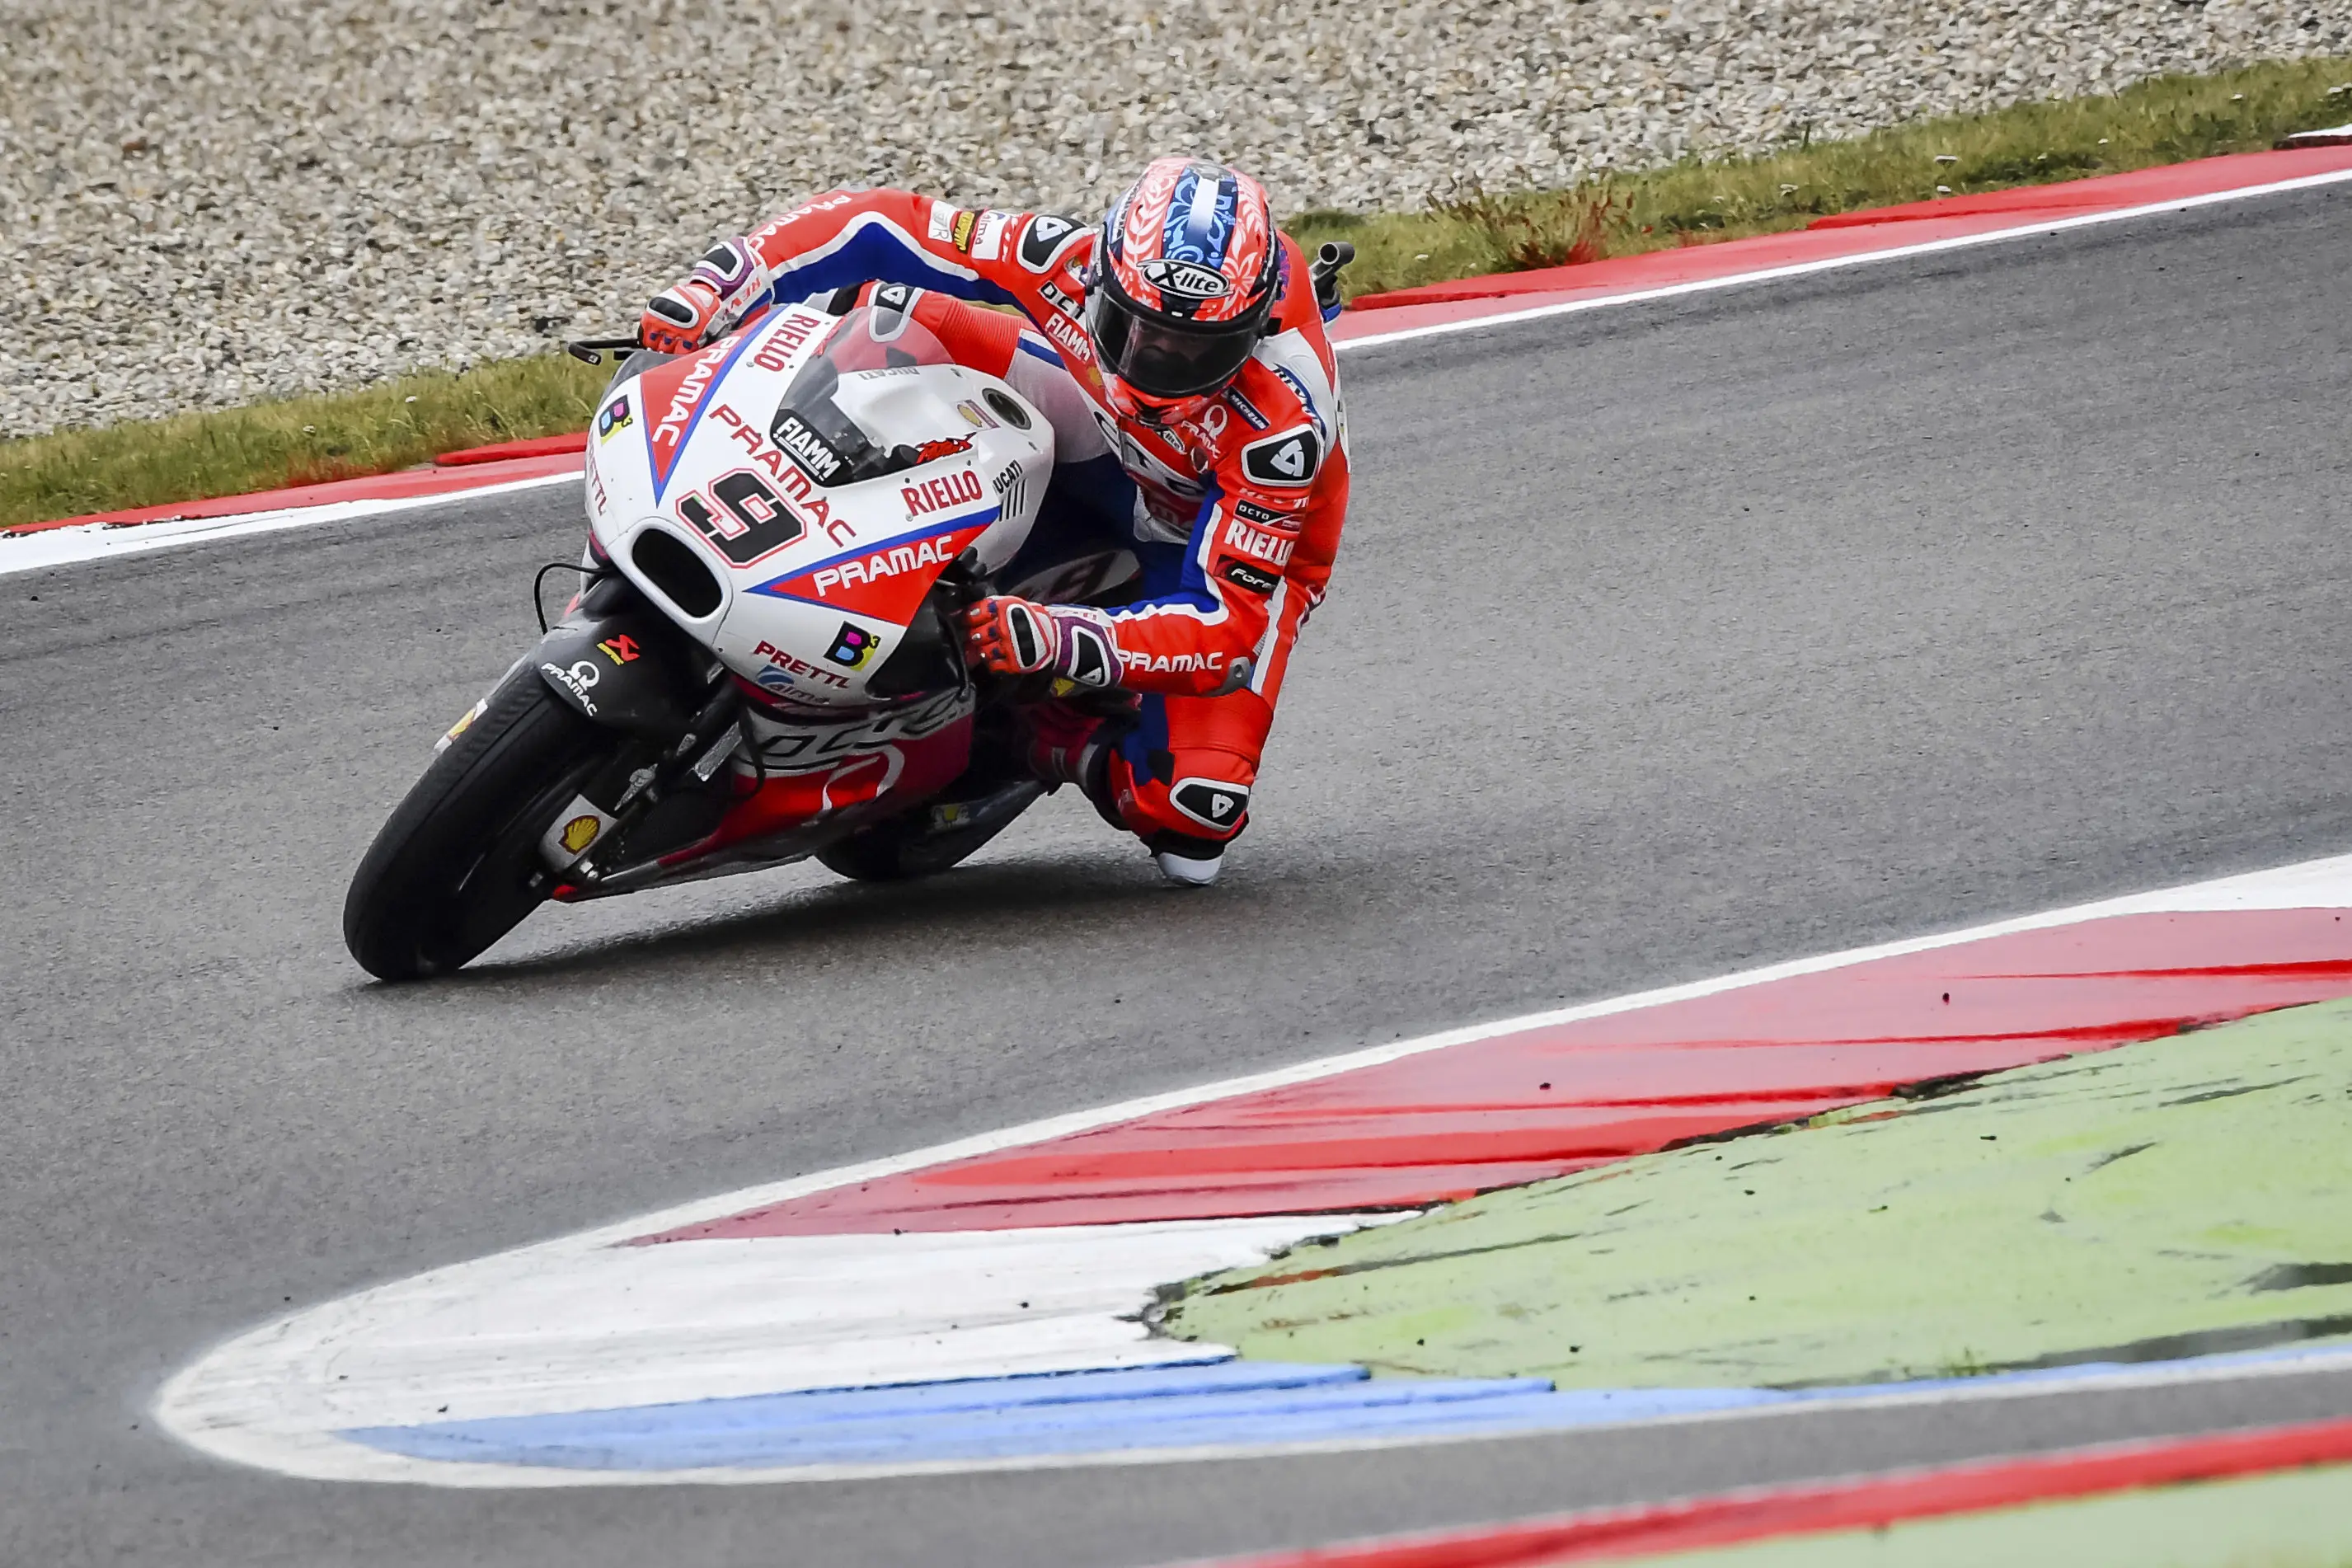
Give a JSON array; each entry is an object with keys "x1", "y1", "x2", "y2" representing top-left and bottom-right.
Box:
[
  {"x1": 343, "y1": 667, "x2": 614, "y2": 981},
  {"x1": 816, "y1": 780, "x2": 1045, "y2": 882}
]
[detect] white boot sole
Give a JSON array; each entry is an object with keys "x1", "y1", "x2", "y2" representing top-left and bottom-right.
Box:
[{"x1": 1153, "y1": 848, "x2": 1223, "y2": 886}]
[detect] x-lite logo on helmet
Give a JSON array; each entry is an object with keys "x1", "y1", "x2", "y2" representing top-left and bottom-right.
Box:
[{"x1": 1139, "y1": 256, "x2": 1232, "y2": 300}]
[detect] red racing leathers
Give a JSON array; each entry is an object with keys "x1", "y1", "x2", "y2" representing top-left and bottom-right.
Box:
[{"x1": 672, "y1": 189, "x2": 1350, "y2": 854}]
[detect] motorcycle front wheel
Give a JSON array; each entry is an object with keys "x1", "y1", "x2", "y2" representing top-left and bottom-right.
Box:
[{"x1": 343, "y1": 666, "x2": 615, "y2": 981}]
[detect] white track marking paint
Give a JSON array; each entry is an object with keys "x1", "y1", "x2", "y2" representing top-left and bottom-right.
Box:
[
  {"x1": 1335, "y1": 164, "x2": 2352, "y2": 353},
  {"x1": 0, "y1": 469, "x2": 579, "y2": 579},
  {"x1": 21, "y1": 165, "x2": 2350, "y2": 580},
  {"x1": 155, "y1": 848, "x2": 2352, "y2": 1486},
  {"x1": 158, "y1": 1216, "x2": 1386, "y2": 1485}
]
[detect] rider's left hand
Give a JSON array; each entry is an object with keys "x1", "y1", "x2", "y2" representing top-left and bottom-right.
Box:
[
  {"x1": 962, "y1": 596, "x2": 1123, "y2": 689},
  {"x1": 639, "y1": 279, "x2": 726, "y2": 356}
]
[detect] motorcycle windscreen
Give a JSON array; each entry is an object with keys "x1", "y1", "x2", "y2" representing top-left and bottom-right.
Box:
[{"x1": 767, "y1": 306, "x2": 969, "y2": 488}]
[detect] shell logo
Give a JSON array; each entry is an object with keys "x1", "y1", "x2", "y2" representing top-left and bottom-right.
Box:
[{"x1": 561, "y1": 815, "x2": 602, "y2": 854}]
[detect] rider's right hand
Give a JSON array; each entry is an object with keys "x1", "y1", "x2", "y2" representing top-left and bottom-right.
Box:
[
  {"x1": 639, "y1": 279, "x2": 725, "y2": 355},
  {"x1": 963, "y1": 596, "x2": 1124, "y2": 691}
]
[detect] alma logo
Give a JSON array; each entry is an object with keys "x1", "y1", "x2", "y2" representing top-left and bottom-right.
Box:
[
  {"x1": 1140, "y1": 256, "x2": 1231, "y2": 298},
  {"x1": 596, "y1": 394, "x2": 632, "y2": 440}
]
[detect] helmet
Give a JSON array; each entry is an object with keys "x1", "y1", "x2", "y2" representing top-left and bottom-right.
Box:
[{"x1": 1087, "y1": 157, "x2": 1279, "y2": 412}]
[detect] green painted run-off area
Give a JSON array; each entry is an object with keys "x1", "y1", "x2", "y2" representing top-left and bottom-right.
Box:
[
  {"x1": 1641, "y1": 1462, "x2": 2352, "y2": 1568},
  {"x1": 1161, "y1": 998, "x2": 2352, "y2": 1389}
]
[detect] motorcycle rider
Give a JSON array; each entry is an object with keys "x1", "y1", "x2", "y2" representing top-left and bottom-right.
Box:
[{"x1": 637, "y1": 158, "x2": 1350, "y2": 886}]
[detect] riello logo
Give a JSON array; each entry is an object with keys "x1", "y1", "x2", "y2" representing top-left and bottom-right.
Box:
[{"x1": 901, "y1": 467, "x2": 985, "y2": 517}]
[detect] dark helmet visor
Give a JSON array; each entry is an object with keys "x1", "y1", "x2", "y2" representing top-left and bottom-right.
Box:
[{"x1": 1087, "y1": 284, "x2": 1263, "y2": 399}]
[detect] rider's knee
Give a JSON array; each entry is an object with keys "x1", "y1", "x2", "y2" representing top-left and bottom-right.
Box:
[{"x1": 1106, "y1": 746, "x2": 1256, "y2": 846}]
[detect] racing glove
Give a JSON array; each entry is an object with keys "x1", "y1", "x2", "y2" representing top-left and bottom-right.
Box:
[
  {"x1": 640, "y1": 240, "x2": 775, "y2": 355},
  {"x1": 639, "y1": 279, "x2": 725, "y2": 356},
  {"x1": 963, "y1": 597, "x2": 1123, "y2": 689}
]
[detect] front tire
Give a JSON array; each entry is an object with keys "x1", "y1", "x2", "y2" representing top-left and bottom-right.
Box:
[{"x1": 343, "y1": 667, "x2": 614, "y2": 981}]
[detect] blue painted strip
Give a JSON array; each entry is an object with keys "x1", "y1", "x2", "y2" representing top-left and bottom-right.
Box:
[
  {"x1": 340, "y1": 1343, "x2": 2352, "y2": 1472},
  {"x1": 348, "y1": 1364, "x2": 1566, "y2": 1471}
]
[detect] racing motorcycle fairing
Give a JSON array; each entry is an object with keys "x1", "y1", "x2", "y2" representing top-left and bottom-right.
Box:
[
  {"x1": 345, "y1": 302, "x2": 1076, "y2": 975},
  {"x1": 588, "y1": 303, "x2": 1054, "y2": 713},
  {"x1": 528, "y1": 571, "x2": 711, "y2": 738}
]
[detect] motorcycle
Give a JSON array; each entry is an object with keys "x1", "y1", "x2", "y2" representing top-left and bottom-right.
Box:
[{"x1": 342, "y1": 298, "x2": 1129, "y2": 981}]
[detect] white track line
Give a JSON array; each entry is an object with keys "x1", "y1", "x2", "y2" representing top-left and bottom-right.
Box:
[
  {"x1": 1336, "y1": 164, "x2": 2352, "y2": 353},
  {"x1": 0, "y1": 469, "x2": 579, "y2": 579},
  {"x1": 153, "y1": 848, "x2": 2352, "y2": 1485},
  {"x1": 19, "y1": 164, "x2": 2350, "y2": 580}
]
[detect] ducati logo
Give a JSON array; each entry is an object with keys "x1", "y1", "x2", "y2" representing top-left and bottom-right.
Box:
[{"x1": 1140, "y1": 256, "x2": 1232, "y2": 299}]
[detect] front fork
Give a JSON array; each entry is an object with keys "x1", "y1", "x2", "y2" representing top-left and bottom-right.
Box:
[{"x1": 528, "y1": 678, "x2": 745, "y2": 896}]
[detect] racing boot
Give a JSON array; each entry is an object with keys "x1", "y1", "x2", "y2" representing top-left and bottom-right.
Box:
[
  {"x1": 1018, "y1": 696, "x2": 1174, "y2": 852},
  {"x1": 1020, "y1": 696, "x2": 1121, "y2": 795},
  {"x1": 1147, "y1": 829, "x2": 1229, "y2": 887}
]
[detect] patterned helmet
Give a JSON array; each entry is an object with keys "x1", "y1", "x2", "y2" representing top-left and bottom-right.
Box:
[{"x1": 1086, "y1": 157, "x2": 1279, "y2": 404}]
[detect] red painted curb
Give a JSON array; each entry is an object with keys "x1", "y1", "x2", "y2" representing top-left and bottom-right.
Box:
[
  {"x1": 1, "y1": 449, "x2": 582, "y2": 538},
  {"x1": 1344, "y1": 144, "x2": 2352, "y2": 313},
  {"x1": 434, "y1": 432, "x2": 588, "y2": 466},
  {"x1": 1184, "y1": 1416, "x2": 2352, "y2": 1567},
  {"x1": 641, "y1": 908, "x2": 2352, "y2": 1241}
]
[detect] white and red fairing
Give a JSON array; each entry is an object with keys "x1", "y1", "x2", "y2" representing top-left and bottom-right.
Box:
[{"x1": 577, "y1": 303, "x2": 1054, "y2": 872}]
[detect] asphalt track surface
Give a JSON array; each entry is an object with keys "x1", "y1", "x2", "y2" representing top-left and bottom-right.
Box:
[{"x1": 4, "y1": 183, "x2": 2350, "y2": 1566}]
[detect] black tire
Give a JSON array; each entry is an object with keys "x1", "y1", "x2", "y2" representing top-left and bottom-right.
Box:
[
  {"x1": 343, "y1": 667, "x2": 615, "y2": 981},
  {"x1": 815, "y1": 782, "x2": 1045, "y2": 882}
]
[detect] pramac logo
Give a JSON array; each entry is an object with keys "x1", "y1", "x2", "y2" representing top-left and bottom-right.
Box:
[
  {"x1": 752, "y1": 505, "x2": 1002, "y2": 624},
  {"x1": 636, "y1": 316, "x2": 786, "y2": 500}
]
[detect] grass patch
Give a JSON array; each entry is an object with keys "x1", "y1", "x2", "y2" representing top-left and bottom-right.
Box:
[
  {"x1": 1285, "y1": 54, "x2": 2352, "y2": 297},
  {"x1": 0, "y1": 354, "x2": 608, "y2": 528},
  {"x1": 4, "y1": 54, "x2": 2348, "y2": 528}
]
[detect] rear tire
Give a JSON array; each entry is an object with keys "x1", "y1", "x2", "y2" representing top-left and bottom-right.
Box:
[
  {"x1": 816, "y1": 782, "x2": 1045, "y2": 882},
  {"x1": 343, "y1": 667, "x2": 614, "y2": 981}
]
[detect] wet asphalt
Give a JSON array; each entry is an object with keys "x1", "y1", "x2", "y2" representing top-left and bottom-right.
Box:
[{"x1": 2, "y1": 182, "x2": 2349, "y2": 1566}]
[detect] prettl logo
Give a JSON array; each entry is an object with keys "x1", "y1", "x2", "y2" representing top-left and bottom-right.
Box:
[
  {"x1": 901, "y1": 467, "x2": 984, "y2": 518},
  {"x1": 1140, "y1": 256, "x2": 1231, "y2": 299}
]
